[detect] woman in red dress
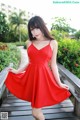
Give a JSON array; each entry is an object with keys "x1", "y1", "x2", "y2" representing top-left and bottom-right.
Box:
[{"x1": 5, "y1": 16, "x2": 71, "y2": 120}]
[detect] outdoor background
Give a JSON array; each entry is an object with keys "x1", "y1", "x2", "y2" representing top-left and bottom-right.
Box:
[{"x1": 0, "y1": 0, "x2": 80, "y2": 79}]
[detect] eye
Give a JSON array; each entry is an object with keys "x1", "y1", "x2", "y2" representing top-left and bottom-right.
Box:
[
  {"x1": 30, "y1": 28, "x2": 34, "y2": 31},
  {"x1": 36, "y1": 26, "x2": 39, "y2": 29}
]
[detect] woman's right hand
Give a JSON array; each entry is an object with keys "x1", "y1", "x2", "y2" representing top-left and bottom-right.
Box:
[{"x1": 8, "y1": 67, "x2": 19, "y2": 74}]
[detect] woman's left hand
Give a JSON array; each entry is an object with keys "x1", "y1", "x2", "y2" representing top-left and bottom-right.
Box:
[{"x1": 59, "y1": 83, "x2": 69, "y2": 90}]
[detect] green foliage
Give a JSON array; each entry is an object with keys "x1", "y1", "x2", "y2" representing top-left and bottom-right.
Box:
[
  {"x1": 13, "y1": 41, "x2": 26, "y2": 46},
  {"x1": 75, "y1": 30, "x2": 80, "y2": 39},
  {"x1": 0, "y1": 43, "x2": 21, "y2": 71},
  {"x1": 9, "y1": 11, "x2": 27, "y2": 26},
  {"x1": 9, "y1": 11, "x2": 28, "y2": 42},
  {"x1": 0, "y1": 12, "x2": 9, "y2": 42},
  {"x1": 51, "y1": 30, "x2": 61, "y2": 40},
  {"x1": 4, "y1": 28, "x2": 18, "y2": 42},
  {"x1": 0, "y1": 11, "x2": 28, "y2": 43},
  {"x1": 51, "y1": 17, "x2": 76, "y2": 34},
  {"x1": 57, "y1": 39, "x2": 80, "y2": 78},
  {"x1": 0, "y1": 42, "x2": 8, "y2": 50},
  {"x1": 51, "y1": 30, "x2": 69, "y2": 41},
  {"x1": 51, "y1": 17, "x2": 70, "y2": 32},
  {"x1": 19, "y1": 27, "x2": 28, "y2": 42}
]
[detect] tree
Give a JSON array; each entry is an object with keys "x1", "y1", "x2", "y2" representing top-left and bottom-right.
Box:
[
  {"x1": 0, "y1": 12, "x2": 9, "y2": 42},
  {"x1": 51, "y1": 17, "x2": 69, "y2": 32},
  {"x1": 75, "y1": 30, "x2": 80, "y2": 39},
  {"x1": 9, "y1": 11, "x2": 27, "y2": 42},
  {"x1": 51, "y1": 17, "x2": 76, "y2": 33}
]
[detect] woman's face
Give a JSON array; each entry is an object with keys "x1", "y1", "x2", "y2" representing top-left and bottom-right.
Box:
[{"x1": 30, "y1": 28, "x2": 43, "y2": 39}]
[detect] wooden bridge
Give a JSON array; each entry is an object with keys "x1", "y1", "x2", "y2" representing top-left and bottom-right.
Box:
[{"x1": 0, "y1": 47, "x2": 80, "y2": 120}]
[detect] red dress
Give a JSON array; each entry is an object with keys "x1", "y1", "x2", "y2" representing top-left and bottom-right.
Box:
[{"x1": 5, "y1": 43, "x2": 71, "y2": 108}]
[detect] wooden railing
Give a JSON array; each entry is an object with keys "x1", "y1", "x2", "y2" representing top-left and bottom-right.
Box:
[
  {"x1": 0, "y1": 63, "x2": 13, "y2": 105},
  {"x1": 58, "y1": 63, "x2": 80, "y2": 117}
]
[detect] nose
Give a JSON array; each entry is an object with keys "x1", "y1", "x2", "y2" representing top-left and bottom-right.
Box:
[
  {"x1": 33, "y1": 29, "x2": 37, "y2": 33},
  {"x1": 32, "y1": 29, "x2": 37, "y2": 36}
]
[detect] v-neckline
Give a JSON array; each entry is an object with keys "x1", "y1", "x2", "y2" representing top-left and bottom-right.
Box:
[{"x1": 32, "y1": 43, "x2": 50, "y2": 51}]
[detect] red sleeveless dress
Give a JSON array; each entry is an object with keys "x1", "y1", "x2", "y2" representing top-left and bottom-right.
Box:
[{"x1": 5, "y1": 43, "x2": 71, "y2": 108}]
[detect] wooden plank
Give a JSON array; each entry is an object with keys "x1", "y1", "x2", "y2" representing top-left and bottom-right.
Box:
[
  {"x1": 1, "y1": 100, "x2": 73, "y2": 113},
  {"x1": 58, "y1": 63, "x2": 80, "y2": 88},
  {"x1": 0, "y1": 68, "x2": 9, "y2": 87},
  {"x1": 0, "y1": 105, "x2": 73, "y2": 112},
  {"x1": 1, "y1": 108, "x2": 73, "y2": 116},
  {"x1": 1, "y1": 102, "x2": 73, "y2": 109},
  {"x1": 3, "y1": 96, "x2": 22, "y2": 100},
  {"x1": 58, "y1": 63, "x2": 80, "y2": 95},
  {"x1": 45, "y1": 112, "x2": 77, "y2": 119},
  {"x1": 8, "y1": 116, "x2": 33, "y2": 120},
  {"x1": 1, "y1": 98, "x2": 73, "y2": 107},
  {"x1": 3, "y1": 98, "x2": 72, "y2": 104},
  {"x1": 0, "y1": 63, "x2": 13, "y2": 88},
  {"x1": 1, "y1": 93, "x2": 80, "y2": 120},
  {"x1": 3, "y1": 99, "x2": 27, "y2": 103},
  {"x1": 52, "y1": 118, "x2": 80, "y2": 120},
  {"x1": 7, "y1": 112, "x2": 77, "y2": 120},
  {"x1": 8, "y1": 116, "x2": 80, "y2": 120}
]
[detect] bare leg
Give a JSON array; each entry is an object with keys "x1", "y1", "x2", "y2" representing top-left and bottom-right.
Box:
[{"x1": 32, "y1": 107, "x2": 45, "y2": 120}]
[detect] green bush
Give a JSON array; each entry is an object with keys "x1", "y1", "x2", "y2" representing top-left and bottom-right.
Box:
[
  {"x1": 0, "y1": 43, "x2": 21, "y2": 71},
  {"x1": 58, "y1": 38, "x2": 80, "y2": 78},
  {"x1": 0, "y1": 42, "x2": 8, "y2": 50},
  {"x1": 13, "y1": 41, "x2": 26, "y2": 46},
  {"x1": 51, "y1": 30, "x2": 69, "y2": 41}
]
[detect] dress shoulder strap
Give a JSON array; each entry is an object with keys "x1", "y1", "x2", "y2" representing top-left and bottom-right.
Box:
[{"x1": 49, "y1": 40, "x2": 51, "y2": 45}]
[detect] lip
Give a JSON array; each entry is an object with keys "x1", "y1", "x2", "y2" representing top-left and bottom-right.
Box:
[{"x1": 35, "y1": 35, "x2": 39, "y2": 37}]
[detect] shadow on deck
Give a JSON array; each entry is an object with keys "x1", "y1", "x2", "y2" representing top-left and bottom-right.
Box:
[{"x1": 0, "y1": 93, "x2": 80, "y2": 120}]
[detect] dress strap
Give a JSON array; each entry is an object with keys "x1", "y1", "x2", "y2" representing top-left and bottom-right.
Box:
[{"x1": 49, "y1": 40, "x2": 51, "y2": 45}]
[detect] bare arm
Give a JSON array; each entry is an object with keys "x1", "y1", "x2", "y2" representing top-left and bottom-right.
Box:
[{"x1": 50, "y1": 40, "x2": 69, "y2": 90}]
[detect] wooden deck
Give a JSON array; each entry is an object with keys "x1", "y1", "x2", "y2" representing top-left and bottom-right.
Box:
[{"x1": 0, "y1": 94, "x2": 80, "y2": 120}]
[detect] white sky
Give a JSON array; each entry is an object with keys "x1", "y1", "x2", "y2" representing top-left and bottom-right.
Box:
[{"x1": 0, "y1": 0, "x2": 80, "y2": 30}]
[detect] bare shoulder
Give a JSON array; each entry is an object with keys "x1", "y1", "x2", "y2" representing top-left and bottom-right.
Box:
[
  {"x1": 26, "y1": 40, "x2": 32, "y2": 48},
  {"x1": 51, "y1": 40, "x2": 58, "y2": 46},
  {"x1": 50, "y1": 40, "x2": 58, "y2": 50}
]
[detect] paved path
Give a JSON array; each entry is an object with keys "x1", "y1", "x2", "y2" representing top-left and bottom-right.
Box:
[{"x1": 18, "y1": 46, "x2": 28, "y2": 69}]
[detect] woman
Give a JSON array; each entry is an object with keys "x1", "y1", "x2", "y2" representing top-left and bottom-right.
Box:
[{"x1": 5, "y1": 16, "x2": 71, "y2": 120}]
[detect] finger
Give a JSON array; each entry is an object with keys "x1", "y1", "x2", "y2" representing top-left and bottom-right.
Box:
[
  {"x1": 65, "y1": 85, "x2": 69, "y2": 88},
  {"x1": 62, "y1": 84, "x2": 69, "y2": 90},
  {"x1": 8, "y1": 67, "x2": 12, "y2": 69},
  {"x1": 64, "y1": 84, "x2": 69, "y2": 88},
  {"x1": 65, "y1": 86, "x2": 69, "y2": 90}
]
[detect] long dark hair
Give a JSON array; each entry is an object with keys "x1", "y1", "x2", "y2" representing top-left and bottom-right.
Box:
[{"x1": 28, "y1": 16, "x2": 54, "y2": 41}]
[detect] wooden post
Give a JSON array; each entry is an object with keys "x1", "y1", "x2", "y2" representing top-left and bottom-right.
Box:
[
  {"x1": 2, "y1": 88, "x2": 8, "y2": 99},
  {"x1": 0, "y1": 87, "x2": 7, "y2": 106},
  {"x1": 0, "y1": 98, "x2": 2, "y2": 105},
  {"x1": 74, "y1": 90, "x2": 80, "y2": 117}
]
